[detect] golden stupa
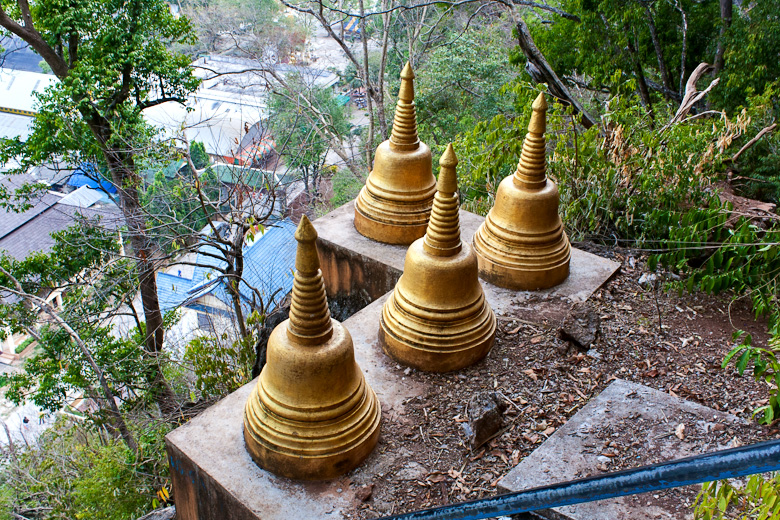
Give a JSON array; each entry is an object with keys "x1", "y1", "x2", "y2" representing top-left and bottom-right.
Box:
[
  {"x1": 379, "y1": 144, "x2": 496, "y2": 372},
  {"x1": 472, "y1": 93, "x2": 571, "y2": 290},
  {"x1": 354, "y1": 62, "x2": 436, "y2": 245},
  {"x1": 243, "y1": 215, "x2": 381, "y2": 480}
]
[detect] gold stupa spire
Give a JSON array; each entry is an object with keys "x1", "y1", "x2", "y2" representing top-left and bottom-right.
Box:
[
  {"x1": 514, "y1": 93, "x2": 548, "y2": 190},
  {"x1": 390, "y1": 62, "x2": 419, "y2": 150},
  {"x1": 287, "y1": 215, "x2": 333, "y2": 345},
  {"x1": 379, "y1": 144, "x2": 496, "y2": 372},
  {"x1": 472, "y1": 92, "x2": 571, "y2": 291},
  {"x1": 423, "y1": 144, "x2": 461, "y2": 257},
  {"x1": 244, "y1": 216, "x2": 381, "y2": 480},
  {"x1": 353, "y1": 62, "x2": 436, "y2": 244}
]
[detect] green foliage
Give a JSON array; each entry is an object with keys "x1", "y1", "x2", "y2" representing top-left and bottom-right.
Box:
[
  {"x1": 710, "y1": 1, "x2": 780, "y2": 116},
  {"x1": 0, "y1": 419, "x2": 171, "y2": 520},
  {"x1": 722, "y1": 333, "x2": 780, "y2": 425},
  {"x1": 189, "y1": 141, "x2": 210, "y2": 170},
  {"x1": 329, "y1": 168, "x2": 364, "y2": 208},
  {"x1": 525, "y1": 0, "x2": 718, "y2": 100},
  {"x1": 141, "y1": 163, "x2": 221, "y2": 251},
  {"x1": 269, "y1": 78, "x2": 350, "y2": 195},
  {"x1": 185, "y1": 330, "x2": 256, "y2": 399},
  {"x1": 694, "y1": 473, "x2": 780, "y2": 520},
  {"x1": 14, "y1": 336, "x2": 34, "y2": 354},
  {"x1": 1, "y1": 0, "x2": 199, "y2": 173},
  {"x1": 413, "y1": 22, "x2": 518, "y2": 148}
]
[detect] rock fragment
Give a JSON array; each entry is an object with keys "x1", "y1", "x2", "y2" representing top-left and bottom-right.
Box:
[{"x1": 560, "y1": 302, "x2": 600, "y2": 349}]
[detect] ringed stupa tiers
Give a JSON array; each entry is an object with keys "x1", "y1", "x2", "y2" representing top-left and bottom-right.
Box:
[
  {"x1": 354, "y1": 62, "x2": 436, "y2": 245},
  {"x1": 379, "y1": 144, "x2": 496, "y2": 372},
  {"x1": 472, "y1": 93, "x2": 571, "y2": 290},
  {"x1": 243, "y1": 215, "x2": 381, "y2": 480}
]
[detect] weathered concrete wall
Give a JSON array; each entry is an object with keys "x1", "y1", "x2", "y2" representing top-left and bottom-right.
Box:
[
  {"x1": 167, "y1": 438, "x2": 258, "y2": 520},
  {"x1": 317, "y1": 236, "x2": 401, "y2": 313}
]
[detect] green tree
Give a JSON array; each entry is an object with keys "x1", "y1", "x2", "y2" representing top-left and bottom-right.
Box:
[
  {"x1": 142, "y1": 163, "x2": 220, "y2": 251},
  {"x1": 189, "y1": 141, "x2": 210, "y2": 170},
  {"x1": 0, "y1": 0, "x2": 200, "y2": 412},
  {"x1": 269, "y1": 79, "x2": 350, "y2": 199},
  {"x1": 414, "y1": 22, "x2": 518, "y2": 148},
  {"x1": 0, "y1": 220, "x2": 144, "y2": 450}
]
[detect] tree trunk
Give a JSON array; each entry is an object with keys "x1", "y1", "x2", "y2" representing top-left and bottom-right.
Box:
[
  {"x1": 513, "y1": 17, "x2": 597, "y2": 129},
  {"x1": 625, "y1": 29, "x2": 655, "y2": 121},
  {"x1": 102, "y1": 147, "x2": 177, "y2": 415},
  {"x1": 713, "y1": 0, "x2": 732, "y2": 77},
  {"x1": 643, "y1": 4, "x2": 672, "y2": 93}
]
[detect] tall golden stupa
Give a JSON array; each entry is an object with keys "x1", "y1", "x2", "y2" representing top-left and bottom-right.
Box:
[
  {"x1": 379, "y1": 144, "x2": 496, "y2": 372},
  {"x1": 472, "y1": 93, "x2": 571, "y2": 290},
  {"x1": 243, "y1": 216, "x2": 381, "y2": 480},
  {"x1": 353, "y1": 62, "x2": 437, "y2": 245}
]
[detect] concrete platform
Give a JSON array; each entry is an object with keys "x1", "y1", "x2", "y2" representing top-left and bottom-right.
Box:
[
  {"x1": 166, "y1": 295, "x2": 428, "y2": 520},
  {"x1": 498, "y1": 380, "x2": 745, "y2": 520},
  {"x1": 315, "y1": 201, "x2": 620, "y2": 325},
  {"x1": 165, "y1": 201, "x2": 622, "y2": 520}
]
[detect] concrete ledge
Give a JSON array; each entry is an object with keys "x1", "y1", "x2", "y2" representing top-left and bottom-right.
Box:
[
  {"x1": 498, "y1": 379, "x2": 746, "y2": 520},
  {"x1": 166, "y1": 296, "x2": 427, "y2": 520},
  {"x1": 315, "y1": 201, "x2": 620, "y2": 324}
]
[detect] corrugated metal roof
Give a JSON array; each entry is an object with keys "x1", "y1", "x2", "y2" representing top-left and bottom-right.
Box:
[
  {"x1": 58, "y1": 186, "x2": 103, "y2": 208},
  {"x1": 156, "y1": 219, "x2": 297, "y2": 316},
  {"x1": 0, "y1": 112, "x2": 34, "y2": 141},
  {"x1": 0, "y1": 67, "x2": 57, "y2": 113}
]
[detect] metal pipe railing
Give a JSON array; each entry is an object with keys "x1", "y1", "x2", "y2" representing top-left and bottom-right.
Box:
[{"x1": 381, "y1": 438, "x2": 780, "y2": 520}]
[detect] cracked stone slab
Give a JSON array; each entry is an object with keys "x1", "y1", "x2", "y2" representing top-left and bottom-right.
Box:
[{"x1": 498, "y1": 379, "x2": 746, "y2": 520}]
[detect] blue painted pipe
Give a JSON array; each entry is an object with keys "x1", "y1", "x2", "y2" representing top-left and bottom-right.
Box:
[{"x1": 382, "y1": 438, "x2": 780, "y2": 520}]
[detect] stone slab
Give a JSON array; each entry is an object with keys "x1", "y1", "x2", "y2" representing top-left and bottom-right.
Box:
[
  {"x1": 498, "y1": 380, "x2": 746, "y2": 520},
  {"x1": 166, "y1": 295, "x2": 428, "y2": 520},
  {"x1": 314, "y1": 201, "x2": 620, "y2": 325}
]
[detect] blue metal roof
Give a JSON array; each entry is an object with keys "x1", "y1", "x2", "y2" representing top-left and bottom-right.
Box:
[
  {"x1": 156, "y1": 219, "x2": 298, "y2": 317},
  {"x1": 68, "y1": 163, "x2": 117, "y2": 194}
]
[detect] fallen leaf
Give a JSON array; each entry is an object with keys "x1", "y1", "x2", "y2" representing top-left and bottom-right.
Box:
[
  {"x1": 523, "y1": 369, "x2": 538, "y2": 381},
  {"x1": 543, "y1": 426, "x2": 556, "y2": 436},
  {"x1": 426, "y1": 473, "x2": 447, "y2": 483},
  {"x1": 511, "y1": 449, "x2": 521, "y2": 465},
  {"x1": 675, "y1": 423, "x2": 686, "y2": 440},
  {"x1": 531, "y1": 335, "x2": 544, "y2": 344}
]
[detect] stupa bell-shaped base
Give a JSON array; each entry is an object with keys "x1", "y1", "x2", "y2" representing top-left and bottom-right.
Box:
[
  {"x1": 244, "y1": 320, "x2": 381, "y2": 481},
  {"x1": 473, "y1": 176, "x2": 571, "y2": 291},
  {"x1": 354, "y1": 141, "x2": 436, "y2": 245},
  {"x1": 379, "y1": 143, "x2": 496, "y2": 373},
  {"x1": 472, "y1": 92, "x2": 571, "y2": 291},
  {"x1": 354, "y1": 62, "x2": 436, "y2": 245},
  {"x1": 243, "y1": 215, "x2": 381, "y2": 481},
  {"x1": 379, "y1": 241, "x2": 496, "y2": 372}
]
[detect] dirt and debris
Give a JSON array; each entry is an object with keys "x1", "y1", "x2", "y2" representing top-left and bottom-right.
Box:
[{"x1": 345, "y1": 248, "x2": 779, "y2": 519}]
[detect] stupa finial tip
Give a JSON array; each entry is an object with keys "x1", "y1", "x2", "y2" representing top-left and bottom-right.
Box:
[{"x1": 295, "y1": 215, "x2": 318, "y2": 243}]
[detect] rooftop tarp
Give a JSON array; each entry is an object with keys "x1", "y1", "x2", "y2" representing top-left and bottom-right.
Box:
[
  {"x1": 343, "y1": 16, "x2": 361, "y2": 34},
  {"x1": 67, "y1": 164, "x2": 117, "y2": 194}
]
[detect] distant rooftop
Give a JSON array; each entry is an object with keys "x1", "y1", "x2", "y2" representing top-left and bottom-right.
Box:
[
  {"x1": 0, "y1": 173, "x2": 120, "y2": 260},
  {"x1": 157, "y1": 219, "x2": 298, "y2": 316},
  {"x1": 0, "y1": 67, "x2": 57, "y2": 115}
]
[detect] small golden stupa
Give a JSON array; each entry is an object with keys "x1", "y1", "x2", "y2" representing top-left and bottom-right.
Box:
[
  {"x1": 379, "y1": 144, "x2": 496, "y2": 372},
  {"x1": 354, "y1": 62, "x2": 436, "y2": 245},
  {"x1": 472, "y1": 93, "x2": 571, "y2": 290},
  {"x1": 243, "y1": 215, "x2": 381, "y2": 480}
]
